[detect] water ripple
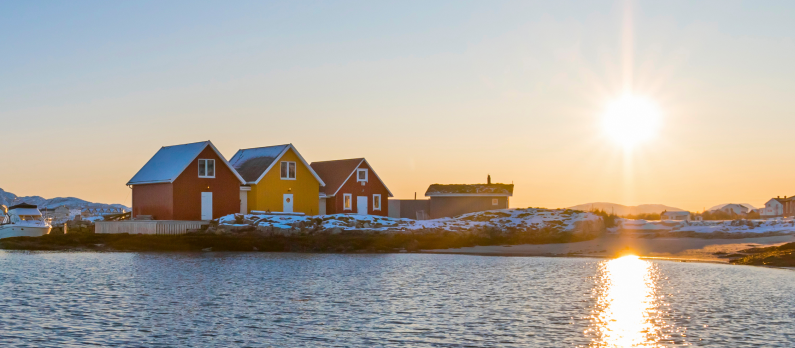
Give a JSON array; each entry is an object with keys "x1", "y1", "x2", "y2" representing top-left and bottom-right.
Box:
[{"x1": 0, "y1": 252, "x2": 792, "y2": 347}]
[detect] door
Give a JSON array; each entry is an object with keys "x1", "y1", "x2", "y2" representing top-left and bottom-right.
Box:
[
  {"x1": 239, "y1": 190, "x2": 248, "y2": 215},
  {"x1": 201, "y1": 192, "x2": 213, "y2": 220},
  {"x1": 357, "y1": 196, "x2": 368, "y2": 215},
  {"x1": 283, "y1": 194, "x2": 294, "y2": 213}
]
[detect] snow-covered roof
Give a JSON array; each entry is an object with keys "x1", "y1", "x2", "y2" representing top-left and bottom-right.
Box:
[
  {"x1": 425, "y1": 184, "x2": 514, "y2": 197},
  {"x1": 662, "y1": 211, "x2": 690, "y2": 215},
  {"x1": 229, "y1": 144, "x2": 289, "y2": 183},
  {"x1": 127, "y1": 141, "x2": 244, "y2": 185},
  {"x1": 229, "y1": 144, "x2": 325, "y2": 186}
]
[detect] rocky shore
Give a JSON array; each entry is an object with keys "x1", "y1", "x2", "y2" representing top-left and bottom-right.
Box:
[
  {"x1": 0, "y1": 209, "x2": 606, "y2": 252},
  {"x1": 0, "y1": 227, "x2": 603, "y2": 253},
  {"x1": 729, "y1": 242, "x2": 795, "y2": 267}
]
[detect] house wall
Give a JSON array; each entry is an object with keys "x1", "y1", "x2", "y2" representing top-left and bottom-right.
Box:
[
  {"x1": 429, "y1": 196, "x2": 509, "y2": 219},
  {"x1": 132, "y1": 183, "x2": 174, "y2": 220},
  {"x1": 389, "y1": 199, "x2": 431, "y2": 219},
  {"x1": 171, "y1": 146, "x2": 241, "y2": 220},
  {"x1": 328, "y1": 161, "x2": 389, "y2": 216},
  {"x1": 762, "y1": 199, "x2": 784, "y2": 217},
  {"x1": 247, "y1": 148, "x2": 321, "y2": 215}
]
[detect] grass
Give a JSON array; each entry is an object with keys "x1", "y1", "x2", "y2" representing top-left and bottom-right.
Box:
[
  {"x1": 0, "y1": 227, "x2": 602, "y2": 253},
  {"x1": 730, "y1": 242, "x2": 795, "y2": 267}
]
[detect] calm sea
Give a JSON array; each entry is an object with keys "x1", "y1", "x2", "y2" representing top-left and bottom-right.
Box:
[{"x1": 0, "y1": 252, "x2": 792, "y2": 347}]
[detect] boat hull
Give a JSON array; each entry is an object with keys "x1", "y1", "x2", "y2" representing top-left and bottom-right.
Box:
[{"x1": 0, "y1": 226, "x2": 51, "y2": 239}]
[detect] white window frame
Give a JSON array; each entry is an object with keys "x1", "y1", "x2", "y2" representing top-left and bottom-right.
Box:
[
  {"x1": 357, "y1": 168, "x2": 368, "y2": 182},
  {"x1": 492, "y1": 198, "x2": 499, "y2": 206},
  {"x1": 343, "y1": 194, "x2": 352, "y2": 210},
  {"x1": 373, "y1": 194, "x2": 381, "y2": 211},
  {"x1": 198, "y1": 159, "x2": 216, "y2": 178},
  {"x1": 280, "y1": 161, "x2": 297, "y2": 180}
]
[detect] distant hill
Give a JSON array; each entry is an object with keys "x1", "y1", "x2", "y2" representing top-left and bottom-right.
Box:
[
  {"x1": 707, "y1": 203, "x2": 757, "y2": 212},
  {"x1": 568, "y1": 202, "x2": 685, "y2": 216},
  {"x1": 0, "y1": 188, "x2": 129, "y2": 211}
]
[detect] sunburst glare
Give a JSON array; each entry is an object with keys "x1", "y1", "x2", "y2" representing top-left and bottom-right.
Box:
[
  {"x1": 588, "y1": 255, "x2": 667, "y2": 347},
  {"x1": 602, "y1": 95, "x2": 662, "y2": 151}
]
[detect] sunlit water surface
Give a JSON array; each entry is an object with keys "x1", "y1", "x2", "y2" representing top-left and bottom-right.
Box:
[{"x1": 0, "y1": 252, "x2": 793, "y2": 347}]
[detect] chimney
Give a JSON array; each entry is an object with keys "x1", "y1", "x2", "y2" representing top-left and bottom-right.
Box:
[{"x1": 487, "y1": 174, "x2": 491, "y2": 185}]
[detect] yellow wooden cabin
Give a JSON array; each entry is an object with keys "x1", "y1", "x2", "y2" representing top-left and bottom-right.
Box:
[{"x1": 229, "y1": 144, "x2": 325, "y2": 215}]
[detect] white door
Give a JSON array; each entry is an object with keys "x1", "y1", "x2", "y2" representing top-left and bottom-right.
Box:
[
  {"x1": 283, "y1": 194, "x2": 294, "y2": 213},
  {"x1": 201, "y1": 192, "x2": 213, "y2": 220},
  {"x1": 239, "y1": 190, "x2": 248, "y2": 215},
  {"x1": 357, "y1": 196, "x2": 368, "y2": 215}
]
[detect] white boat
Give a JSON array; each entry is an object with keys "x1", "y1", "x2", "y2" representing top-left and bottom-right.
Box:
[{"x1": 0, "y1": 204, "x2": 52, "y2": 238}]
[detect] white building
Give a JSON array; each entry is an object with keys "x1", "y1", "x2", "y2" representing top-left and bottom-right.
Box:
[
  {"x1": 661, "y1": 211, "x2": 691, "y2": 221},
  {"x1": 760, "y1": 198, "x2": 784, "y2": 218},
  {"x1": 716, "y1": 204, "x2": 749, "y2": 215}
]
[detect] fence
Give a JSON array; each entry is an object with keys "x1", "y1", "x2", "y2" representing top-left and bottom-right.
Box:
[{"x1": 95, "y1": 221, "x2": 208, "y2": 235}]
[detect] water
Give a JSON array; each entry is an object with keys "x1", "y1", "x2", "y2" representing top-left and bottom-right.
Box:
[{"x1": 0, "y1": 252, "x2": 793, "y2": 347}]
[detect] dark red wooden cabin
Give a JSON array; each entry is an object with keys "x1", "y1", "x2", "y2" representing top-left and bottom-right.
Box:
[
  {"x1": 310, "y1": 158, "x2": 393, "y2": 216},
  {"x1": 127, "y1": 141, "x2": 245, "y2": 221}
]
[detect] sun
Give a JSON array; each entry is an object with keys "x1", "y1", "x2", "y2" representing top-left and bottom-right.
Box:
[{"x1": 602, "y1": 94, "x2": 662, "y2": 149}]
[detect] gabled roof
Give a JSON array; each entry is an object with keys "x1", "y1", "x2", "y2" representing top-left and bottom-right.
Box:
[
  {"x1": 229, "y1": 144, "x2": 325, "y2": 186},
  {"x1": 662, "y1": 210, "x2": 690, "y2": 215},
  {"x1": 425, "y1": 184, "x2": 514, "y2": 197},
  {"x1": 127, "y1": 141, "x2": 245, "y2": 185},
  {"x1": 310, "y1": 158, "x2": 394, "y2": 197}
]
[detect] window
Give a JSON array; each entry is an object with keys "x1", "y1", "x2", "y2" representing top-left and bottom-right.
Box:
[
  {"x1": 343, "y1": 194, "x2": 352, "y2": 210},
  {"x1": 492, "y1": 198, "x2": 499, "y2": 206},
  {"x1": 198, "y1": 159, "x2": 215, "y2": 178},
  {"x1": 373, "y1": 194, "x2": 381, "y2": 211},
  {"x1": 357, "y1": 168, "x2": 368, "y2": 182},
  {"x1": 280, "y1": 161, "x2": 296, "y2": 180}
]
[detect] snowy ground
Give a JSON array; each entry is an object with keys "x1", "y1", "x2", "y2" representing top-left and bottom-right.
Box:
[
  {"x1": 218, "y1": 208, "x2": 601, "y2": 233},
  {"x1": 616, "y1": 218, "x2": 795, "y2": 234}
]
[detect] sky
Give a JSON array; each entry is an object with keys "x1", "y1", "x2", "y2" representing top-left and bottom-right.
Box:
[{"x1": 2, "y1": 0, "x2": 795, "y2": 211}]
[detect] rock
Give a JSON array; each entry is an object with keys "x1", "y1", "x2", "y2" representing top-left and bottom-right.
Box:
[
  {"x1": 363, "y1": 223, "x2": 371, "y2": 229},
  {"x1": 202, "y1": 247, "x2": 212, "y2": 252},
  {"x1": 253, "y1": 247, "x2": 258, "y2": 251},
  {"x1": 330, "y1": 227, "x2": 343, "y2": 234}
]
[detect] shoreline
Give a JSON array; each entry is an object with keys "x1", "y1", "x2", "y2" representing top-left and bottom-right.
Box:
[
  {"x1": 421, "y1": 234, "x2": 795, "y2": 263},
  {"x1": 2, "y1": 232, "x2": 793, "y2": 267}
]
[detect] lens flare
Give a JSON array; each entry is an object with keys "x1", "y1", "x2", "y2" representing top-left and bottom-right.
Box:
[{"x1": 602, "y1": 95, "x2": 662, "y2": 149}]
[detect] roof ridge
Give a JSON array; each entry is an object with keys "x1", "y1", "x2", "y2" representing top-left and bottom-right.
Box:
[
  {"x1": 160, "y1": 140, "x2": 210, "y2": 148},
  {"x1": 310, "y1": 158, "x2": 365, "y2": 164},
  {"x1": 236, "y1": 143, "x2": 291, "y2": 152}
]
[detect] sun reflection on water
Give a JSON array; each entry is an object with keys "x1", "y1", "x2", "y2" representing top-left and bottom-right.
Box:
[{"x1": 588, "y1": 255, "x2": 666, "y2": 347}]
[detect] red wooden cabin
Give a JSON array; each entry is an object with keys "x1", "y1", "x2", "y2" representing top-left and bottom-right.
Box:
[
  {"x1": 127, "y1": 141, "x2": 246, "y2": 221},
  {"x1": 310, "y1": 158, "x2": 393, "y2": 216}
]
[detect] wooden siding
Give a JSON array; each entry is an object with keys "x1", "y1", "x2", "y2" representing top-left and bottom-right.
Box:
[
  {"x1": 429, "y1": 196, "x2": 509, "y2": 219},
  {"x1": 96, "y1": 221, "x2": 206, "y2": 235},
  {"x1": 247, "y1": 148, "x2": 321, "y2": 215},
  {"x1": 132, "y1": 183, "x2": 174, "y2": 220},
  {"x1": 172, "y1": 146, "x2": 242, "y2": 220},
  {"x1": 389, "y1": 199, "x2": 431, "y2": 219},
  {"x1": 328, "y1": 161, "x2": 390, "y2": 216}
]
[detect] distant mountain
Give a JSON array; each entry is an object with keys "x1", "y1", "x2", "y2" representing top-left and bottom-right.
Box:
[
  {"x1": 0, "y1": 188, "x2": 129, "y2": 211},
  {"x1": 707, "y1": 203, "x2": 757, "y2": 212},
  {"x1": 568, "y1": 202, "x2": 686, "y2": 216}
]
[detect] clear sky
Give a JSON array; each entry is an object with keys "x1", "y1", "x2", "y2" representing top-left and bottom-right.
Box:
[{"x1": 2, "y1": 1, "x2": 795, "y2": 211}]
